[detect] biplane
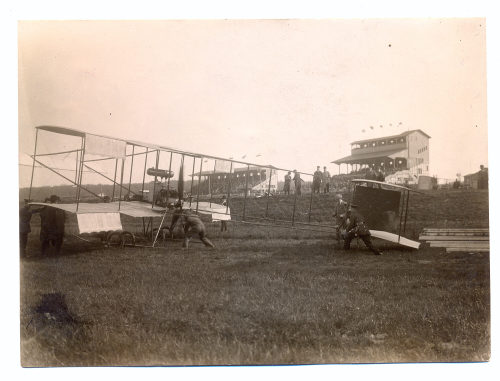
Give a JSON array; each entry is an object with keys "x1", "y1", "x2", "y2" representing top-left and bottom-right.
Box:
[
  {"x1": 24, "y1": 125, "x2": 421, "y2": 250},
  {"x1": 25, "y1": 125, "x2": 331, "y2": 247}
]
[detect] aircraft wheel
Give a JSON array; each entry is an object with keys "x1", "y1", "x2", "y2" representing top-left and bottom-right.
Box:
[
  {"x1": 121, "y1": 231, "x2": 136, "y2": 247},
  {"x1": 106, "y1": 230, "x2": 123, "y2": 247},
  {"x1": 152, "y1": 226, "x2": 171, "y2": 241}
]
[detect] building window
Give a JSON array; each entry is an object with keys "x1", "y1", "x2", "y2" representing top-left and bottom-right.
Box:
[{"x1": 418, "y1": 168, "x2": 422, "y2": 174}]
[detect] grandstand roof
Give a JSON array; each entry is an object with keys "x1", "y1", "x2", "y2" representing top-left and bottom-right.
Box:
[
  {"x1": 191, "y1": 166, "x2": 265, "y2": 177},
  {"x1": 332, "y1": 149, "x2": 406, "y2": 164},
  {"x1": 350, "y1": 129, "x2": 431, "y2": 145}
]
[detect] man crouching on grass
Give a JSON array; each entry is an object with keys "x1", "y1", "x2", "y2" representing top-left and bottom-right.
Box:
[
  {"x1": 169, "y1": 200, "x2": 215, "y2": 249},
  {"x1": 343, "y1": 204, "x2": 382, "y2": 256}
]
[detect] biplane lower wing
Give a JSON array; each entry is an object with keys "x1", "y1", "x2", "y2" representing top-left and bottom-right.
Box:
[
  {"x1": 190, "y1": 202, "x2": 231, "y2": 221},
  {"x1": 29, "y1": 201, "x2": 166, "y2": 218},
  {"x1": 29, "y1": 201, "x2": 231, "y2": 234},
  {"x1": 77, "y1": 213, "x2": 123, "y2": 234},
  {"x1": 369, "y1": 230, "x2": 421, "y2": 249}
]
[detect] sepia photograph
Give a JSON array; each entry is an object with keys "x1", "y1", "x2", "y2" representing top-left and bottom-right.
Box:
[{"x1": 15, "y1": 10, "x2": 493, "y2": 372}]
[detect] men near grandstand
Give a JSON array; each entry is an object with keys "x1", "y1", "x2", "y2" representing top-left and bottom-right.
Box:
[
  {"x1": 332, "y1": 194, "x2": 348, "y2": 247},
  {"x1": 283, "y1": 171, "x2": 292, "y2": 195},
  {"x1": 169, "y1": 200, "x2": 215, "y2": 249},
  {"x1": 365, "y1": 167, "x2": 377, "y2": 187},
  {"x1": 376, "y1": 168, "x2": 385, "y2": 182},
  {"x1": 343, "y1": 204, "x2": 382, "y2": 255},
  {"x1": 293, "y1": 170, "x2": 303, "y2": 196},
  {"x1": 313, "y1": 166, "x2": 323, "y2": 193},
  {"x1": 323, "y1": 166, "x2": 331, "y2": 193}
]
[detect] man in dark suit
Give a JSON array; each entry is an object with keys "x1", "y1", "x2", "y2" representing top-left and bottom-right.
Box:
[{"x1": 343, "y1": 204, "x2": 382, "y2": 255}]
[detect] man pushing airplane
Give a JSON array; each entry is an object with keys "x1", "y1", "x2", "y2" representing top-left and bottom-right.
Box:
[{"x1": 168, "y1": 200, "x2": 215, "y2": 249}]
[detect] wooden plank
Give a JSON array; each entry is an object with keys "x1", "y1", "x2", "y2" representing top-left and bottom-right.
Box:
[
  {"x1": 419, "y1": 235, "x2": 489, "y2": 241},
  {"x1": 422, "y1": 229, "x2": 489, "y2": 232},
  {"x1": 429, "y1": 242, "x2": 489, "y2": 248},
  {"x1": 428, "y1": 240, "x2": 489, "y2": 245},
  {"x1": 446, "y1": 248, "x2": 490, "y2": 253}
]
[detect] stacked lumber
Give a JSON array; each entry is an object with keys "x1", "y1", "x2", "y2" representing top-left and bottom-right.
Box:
[{"x1": 419, "y1": 228, "x2": 489, "y2": 253}]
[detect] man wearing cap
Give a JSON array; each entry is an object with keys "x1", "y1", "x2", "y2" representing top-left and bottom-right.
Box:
[
  {"x1": 169, "y1": 200, "x2": 215, "y2": 249},
  {"x1": 343, "y1": 203, "x2": 382, "y2": 255}
]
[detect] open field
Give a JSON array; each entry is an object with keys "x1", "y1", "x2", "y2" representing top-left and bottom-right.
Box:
[{"x1": 19, "y1": 189, "x2": 490, "y2": 366}]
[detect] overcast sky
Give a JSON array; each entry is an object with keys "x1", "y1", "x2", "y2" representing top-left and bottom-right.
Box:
[{"x1": 18, "y1": 18, "x2": 487, "y2": 187}]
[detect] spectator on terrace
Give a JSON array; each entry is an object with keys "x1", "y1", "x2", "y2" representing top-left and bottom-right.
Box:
[
  {"x1": 366, "y1": 167, "x2": 377, "y2": 187},
  {"x1": 376, "y1": 168, "x2": 385, "y2": 182}
]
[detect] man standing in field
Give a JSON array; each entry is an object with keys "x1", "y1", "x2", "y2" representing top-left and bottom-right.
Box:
[
  {"x1": 323, "y1": 166, "x2": 331, "y2": 193},
  {"x1": 169, "y1": 201, "x2": 215, "y2": 249},
  {"x1": 343, "y1": 204, "x2": 382, "y2": 255},
  {"x1": 313, "y1": 166, "x2": 323, "y2": 193},
  {"x1": 283, "y1": 171, "x2": 292, "y2": 195},
  {"x1": 19, "y1": 199, "x2": 36, "y2": 257},
  {"x1": 40, "y1": 195, "x2": 66, "y2": 255},
  {"x1": 293, "y1": 170, "x2": 303, "y2": 196}
]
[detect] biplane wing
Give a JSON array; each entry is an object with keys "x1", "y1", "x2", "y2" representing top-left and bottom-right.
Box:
[
  {"x1": 369, "y1": 230, "x2": 421, "y2": 249},
  {"x1": 29, "y1": 200, "x2": 231, "y2": 234}
]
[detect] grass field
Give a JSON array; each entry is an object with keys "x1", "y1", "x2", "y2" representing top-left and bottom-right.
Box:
[{"x1": 19, "y1": 189, "x2": 490, "y2": 366}]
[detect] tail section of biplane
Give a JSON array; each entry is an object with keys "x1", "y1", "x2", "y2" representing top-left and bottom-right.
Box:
[{"x1": 350, "y1": 179, "x2": 422, "y2": 249}]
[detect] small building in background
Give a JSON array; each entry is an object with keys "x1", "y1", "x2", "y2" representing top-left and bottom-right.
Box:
[{"x1": 464, "y1": 165, "x2": 488, "y2": 190}]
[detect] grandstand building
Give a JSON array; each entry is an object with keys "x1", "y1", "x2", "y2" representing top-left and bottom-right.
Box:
[
  {"x1": 332, "y1": 129, "x2": 430, "y2": 184},
  {"x1": 191, "y1": 166, "x2": 278, "y2": 195}
]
